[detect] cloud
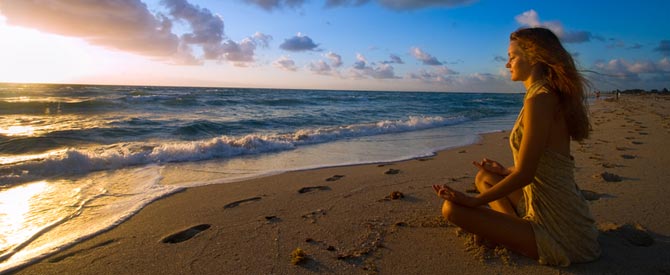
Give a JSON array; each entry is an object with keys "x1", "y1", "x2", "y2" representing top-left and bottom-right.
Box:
[
  {"x1": 245, "y1": 0, "x2": 475, "y2": 11},
  {"x1": 252, "y1": 32, "x2": 273, "y2": 48},
  {"x1": 326, "y1": 52, "x2": 343, "y2": 67},
  {"x1": 349, "y1": 53, "x2": 398, "y2": 79},
  {"x1": 411, "y1": 47, "x2": 442, "y2": 65},
  {"x1": 654, "y1": 40, "x2": 670, "y2": 56},
  {"x1": 327, "y1": 0, "x2": 476, "y2": 10},
  {"x1": 308, "y1": 60, "x2": 333, "y2": 75},
  {"x1": 593, "y1": 58, "x2": 670, "y2": 81},
  {"x1": 0, "y1": 0, "x2": 270, "y2": 65},
  {"x1": 280, "y1": 33, "x2": 320, "y2": 52},
  {"x1": 494, "y1": 56, "x2": 507, "y2": 63},
  {"x1": 353, "y1": 53, "x2": 368, "y2": 70},
  {"x1": 273, "y1": 56, "x2": 298, "y2": 71},
  {"x1": 162, "y1": 0, "x2": 226, "y2": 59},
  {"x1": 163, "y1": 0, "x2": 266, "y2": 64},
  {"x1": 407, "y1": 66, "x2": 458, "y2": 83},
  {"x1": 219, "y1": 38, "x2": 257, "y2": 64},
  {"x1": 241, "y1": 0, "x2": 307, "y2": 11},
  {"x1": 515, "y1": 9, "x2": 593, "y2": 44},
  {"x1": 375, "y1": 0, "x2": 476, "y2": 10},
  {"x1": 326, "y1": 0, "x2": 369, "y2": 8},
  {"x1": 382, "y1": 54, "x2": 404, "y2": 64},
  {"x1": 0, "y1": 0, "x2": 181, "y2": 58}
]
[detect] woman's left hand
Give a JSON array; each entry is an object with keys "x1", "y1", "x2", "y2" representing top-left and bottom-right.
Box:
[{"x1": 432, "y1": 184, "x2": 482, "y2": 208}]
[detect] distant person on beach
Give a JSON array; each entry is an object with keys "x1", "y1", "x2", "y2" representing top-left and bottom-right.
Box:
[{"x1": 433, "y1": 27, "x2": 600, "y2": 266}]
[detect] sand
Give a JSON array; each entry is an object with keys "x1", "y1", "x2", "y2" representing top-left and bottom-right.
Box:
[{"x1": 13, "y1": 94, "x2": 670, "y2": 275}]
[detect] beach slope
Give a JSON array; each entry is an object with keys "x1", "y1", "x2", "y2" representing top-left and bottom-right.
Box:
[{"x1": 15, "y1": 94, "x2": 670, "y2": 274}]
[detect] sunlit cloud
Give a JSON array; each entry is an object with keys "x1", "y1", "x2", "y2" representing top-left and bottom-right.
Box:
[
  {"x1": 252, "y1": 32, "x2": 273, "y2": 48},
  {"x1": 273, "y1": 56, "x2": 298, "y2": 71},
  {"x1": 374, "y1": 0, "x2": 477, "y2": 10},
  {"x1": 515, "y1": 9, "x2": 595, "y2": 44},
  {"x1": 382, "y1": 54, "x2": 404, "y2": 64},
  {"x1": 407, "y1": 66, "x2": 458, "y2": 83},
  {"x1": 0, "y1": 0, "x2": 181, "y2": 57},
  {"x1": 308, "y1": 60, "x2": 333, "y2": 75},
  {"x1": 0, "y1": 0, "x2": 268, "y2": 66},
  {"x1": 326, "y1": 52, "x2": 343, "y2": 67},
  {"x1": 410, "y1": 47, "x2": 442, "y2": 65},
  {"x1": 593, "y1": 57, "x2": 670, "y2": 81},
  {"x1": 241, "y1": 0, "x2": 307, "y2": 11},
  {"x1": 279, "y1": 33, "x2": 320, "y2": 52},
  {"x1": 347, "y1": 53, "x2": 398, "y2": 79}
]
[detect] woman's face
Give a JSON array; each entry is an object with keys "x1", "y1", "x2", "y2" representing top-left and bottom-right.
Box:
[{"x1": 506, "y1": 41, "x2": 533, "y2": 82}]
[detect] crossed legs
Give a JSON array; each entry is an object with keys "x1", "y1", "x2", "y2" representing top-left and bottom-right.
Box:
[{"x1": 439, "y1": 169, "x2": 539, "y2": 259}]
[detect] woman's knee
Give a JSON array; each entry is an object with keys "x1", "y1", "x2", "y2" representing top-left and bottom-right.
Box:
[
  {"x1": 474, "y1": 170, "x2": 492, "y2": 192},
  {"x1": 440, "y1": 200, "x2": 462, "y2": 222}
]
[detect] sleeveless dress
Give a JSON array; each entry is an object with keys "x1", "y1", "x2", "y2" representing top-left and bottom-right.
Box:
[{"x1": 510, "y1": 81, "x2": 600, "y2": 266}]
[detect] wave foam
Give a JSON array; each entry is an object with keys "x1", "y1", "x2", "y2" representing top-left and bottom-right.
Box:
[{"x1": 0, "y1": 116, "x2": 465, "y2": 185}]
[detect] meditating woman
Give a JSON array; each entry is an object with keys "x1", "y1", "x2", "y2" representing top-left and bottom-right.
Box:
[{"x1": 433, "y1": 27, "x2": 600, "y2": 266}]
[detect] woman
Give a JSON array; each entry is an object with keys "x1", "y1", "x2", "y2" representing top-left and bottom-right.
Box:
[{"x1": 432, "y1": 27, "x2": 600, "y2": 266}]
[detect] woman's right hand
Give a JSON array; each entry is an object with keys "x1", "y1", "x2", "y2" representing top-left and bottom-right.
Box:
[{"x1": 472, "y1": 158, "x2": 509, "y2": 176}]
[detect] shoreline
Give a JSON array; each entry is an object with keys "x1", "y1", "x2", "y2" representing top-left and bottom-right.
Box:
[{"x1": 12, "y1": 94, "x2": 670, "y2": 274}]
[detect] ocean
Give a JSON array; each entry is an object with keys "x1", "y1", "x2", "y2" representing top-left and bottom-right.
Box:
[{"x1": 0, "y1": 83, "x2": 523, "y2": 272}]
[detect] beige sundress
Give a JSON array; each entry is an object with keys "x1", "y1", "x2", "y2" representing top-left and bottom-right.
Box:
[{"x1": 510, "y1": 81, "x2": 600, "y2": 266}]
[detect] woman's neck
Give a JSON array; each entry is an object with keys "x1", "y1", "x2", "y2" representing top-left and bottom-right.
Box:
[{"x1": 523, "y1": 64, "x2": 546, "y2": 90}]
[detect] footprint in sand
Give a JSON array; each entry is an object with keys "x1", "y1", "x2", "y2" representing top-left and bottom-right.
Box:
[
  {"x1": 378, "y1": 191, "x2": 405, "y2": 202},
  {"x1": 580, "y1": 190, "x2": 603, "y2": 201},
  {"x1": 161, "y1": 224, "x2": 211, "y2": 244},
  {"x1": 302, "y1": 209, "x2": 326, "y2": 223},
  {"x1": 621, "y1": 154, "x2": 637, "y2": 160},
  {"x1": 599, "y1": 172, "x2": 623, "y2": 182},
  {"x1": 223, "y1": 197, "x2": 262, "y2": 209},
  {"x1": 326, "y1": 175, "x2": 345, "y2": 181},
  {"x1": 298, "y1": 186, "x2": 331, "y2": 193},
  {"x1": 601, "y1": 162, "x2": 623, "y2": 168},
  {"x1": 631, "y1": 141, "x2": 644, "y2": 145},
  {"x1": 384, "y1": 168, "x2": 400, "y2": 175}
]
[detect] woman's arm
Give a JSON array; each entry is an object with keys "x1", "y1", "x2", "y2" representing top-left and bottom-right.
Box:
[
  {"x1": 473, "y1": 158, "x2": 514, "y2": 176},
  {"x1": 473, "y1": 92, "x2": 558, "y2": 206}
]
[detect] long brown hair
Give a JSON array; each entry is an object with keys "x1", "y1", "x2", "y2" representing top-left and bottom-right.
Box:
[{"x1": 510, "y1": 27, "x2": 591, "y2": 141}]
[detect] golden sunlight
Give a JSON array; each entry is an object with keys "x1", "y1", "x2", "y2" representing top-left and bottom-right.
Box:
[
  {"x1": 0, "y1": 125, "x2": 35, "y2": 137},
  {"x1": 0, "y1": 17, "x2": 110, "y2": 84},
  {"x1": 0, "y1": 181, "x2": 49, "y2": 252}
]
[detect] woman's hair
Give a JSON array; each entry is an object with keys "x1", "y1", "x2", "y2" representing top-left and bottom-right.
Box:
[{"x1": 510, "y1": 27, "x2": 591, "y2": 141}]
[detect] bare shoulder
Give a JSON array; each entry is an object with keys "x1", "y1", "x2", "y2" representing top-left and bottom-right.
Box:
[{"x1": 523, "y1": 90, "x2": 560, "y2": 123}]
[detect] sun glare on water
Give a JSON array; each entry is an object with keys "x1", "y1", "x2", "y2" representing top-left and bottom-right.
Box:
[
  {"x1": 0, "y1": 181, "x2": 49, "y2": 257},
  {"x1": 0, "y1": 125, "x2": 35, "y2": 137}
]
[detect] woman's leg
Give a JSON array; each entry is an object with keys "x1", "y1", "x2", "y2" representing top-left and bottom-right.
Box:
[
  {"x1": 441, "y1": 200, "x2": 538, "y2": 259},
  {"x1": 474, "y1": 170, "x2": 523, "y2": 215}
]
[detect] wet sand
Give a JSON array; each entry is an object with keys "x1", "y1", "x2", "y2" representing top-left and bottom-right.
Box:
[{"x1": 14, "y1": 93, "x2": 670, "y2": 274}]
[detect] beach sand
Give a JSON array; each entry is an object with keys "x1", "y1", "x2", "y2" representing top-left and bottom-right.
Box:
[{"x1": 14, "y1": 94, "x2": 670, "y2": 274}]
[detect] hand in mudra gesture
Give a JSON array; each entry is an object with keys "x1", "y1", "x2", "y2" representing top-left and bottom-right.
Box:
[{"x1": 472, "y1": 158, "x2": 509, "y2": 176}]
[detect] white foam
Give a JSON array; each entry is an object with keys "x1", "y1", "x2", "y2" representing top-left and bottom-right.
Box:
[
  {"x1": 1, "y1": 116, "x2": 465, "y2": 185},
  {"x1": 0, "y1": 166, "x2": 182, "y2": 274}
]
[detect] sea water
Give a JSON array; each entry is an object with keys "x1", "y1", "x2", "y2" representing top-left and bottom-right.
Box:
[{"x1": 0, "y1": 83, "x2": 523, "y2": 272}]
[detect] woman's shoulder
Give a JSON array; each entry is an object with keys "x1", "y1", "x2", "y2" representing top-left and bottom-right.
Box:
[
  {"x1": 526, "y1": 80, "x2": 554, "y2": 98},
  {"x1": 524, "y1": 85, "x2": 560, "y2": 112}
]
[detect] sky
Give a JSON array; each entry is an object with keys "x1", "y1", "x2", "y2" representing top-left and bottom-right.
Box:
[{"x1": 0, "y1": 0, "x2": 668, "y2": 93}]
